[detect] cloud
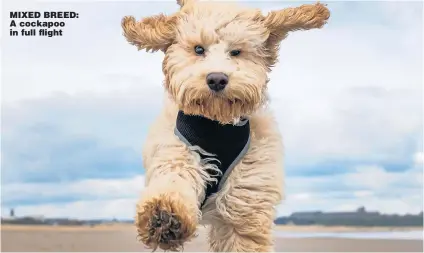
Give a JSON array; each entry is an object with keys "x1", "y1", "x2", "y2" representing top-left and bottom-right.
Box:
[
  {"x1": 270, "y1": 13, "x2": 422, "y2": 164},
  {"x1": 1, "y1": 176, "x2": 145, "y2": 219},
  {"x1": 414, "y1": 152, "x2": 423, "y2": 165},
  {"x1": 1, "y1": 115, "x2": 144, "y2": 183},
  {"x1": 2, "y1": 176, "x2": 145, "y2": 206},
  {"x1": 0, "y1": 78, "x2": 167, "y2": 184},
  {"x1": 278, "y1": 162, "x2": 423, "y2": 216},
  {"x1": 4, "y1": 160, "x2": 421, "y2": 219},
  {"x1": 286, "y1": 160, "x2": 422, "y2": 195}
]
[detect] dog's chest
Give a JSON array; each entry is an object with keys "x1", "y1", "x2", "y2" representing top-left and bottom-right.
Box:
[{"x1": 174, "y1": 111, "x2": 251, "y2": 205}]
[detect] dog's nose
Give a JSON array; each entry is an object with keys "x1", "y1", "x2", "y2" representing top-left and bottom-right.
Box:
[{"x1": 206, "y1": 72, "x2": 228, "y2": 92}]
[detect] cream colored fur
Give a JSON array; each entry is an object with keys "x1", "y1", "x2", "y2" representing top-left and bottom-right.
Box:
[{"x1": 122, "y1": 0, "x2": 330, "y2": 251}]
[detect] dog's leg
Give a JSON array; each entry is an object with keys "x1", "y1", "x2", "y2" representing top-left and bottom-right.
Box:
[
  {"x1": 208, "y1": 215, "x2": 277, "y2": 252},
  {"x1": 136, "y1": 114, "x2": 209, "y2": 251},
  {"x1": 207, "y1": 161, "x2": 282, "y2": 253},
  {"x1": 207, "y1": 188, "x2": 279, "y2": 252},
  {"x1": 208, "y1": 112, "x2": 284, "y2": 252}
]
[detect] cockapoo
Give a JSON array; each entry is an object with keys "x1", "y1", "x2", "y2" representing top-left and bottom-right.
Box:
[{"x1": 122, "y1": 0, "x2": 330, "y2": 251}]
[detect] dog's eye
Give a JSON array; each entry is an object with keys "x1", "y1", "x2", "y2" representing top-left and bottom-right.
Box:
[
  {"x1": 194, "y1": 45, "x2": 205, "y2": 55},
  {"x1": 230, "y1": 50, "x2": 241, "y2": 56}
]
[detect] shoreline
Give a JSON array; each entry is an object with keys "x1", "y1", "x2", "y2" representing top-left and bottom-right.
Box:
[{"x1": 274, "y1": 224, "x2": 424, "y2": 232}]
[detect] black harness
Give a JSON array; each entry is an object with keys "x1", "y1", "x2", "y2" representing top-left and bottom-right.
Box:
[{"x1": 174, "y1": 110, "x2": 251, "y2": 208}]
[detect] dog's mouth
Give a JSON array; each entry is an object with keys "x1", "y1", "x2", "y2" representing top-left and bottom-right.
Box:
[
  {"x1": 194, "y1": 98, "x2": 243, "y2": 106},
  {"x1": 182, "y1": 96, "x2": 257, "y2": 124}
]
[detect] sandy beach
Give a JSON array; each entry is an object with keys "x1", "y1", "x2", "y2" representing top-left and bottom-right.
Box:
[{"x1": 1, "y1": 225, "x2": 423, "y2": 252}]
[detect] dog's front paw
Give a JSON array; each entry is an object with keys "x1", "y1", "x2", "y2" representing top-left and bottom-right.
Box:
[{"x1": 136, "y1": 193, "x2": 198, "y2": 251}]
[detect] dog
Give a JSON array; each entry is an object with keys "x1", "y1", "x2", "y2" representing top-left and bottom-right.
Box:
[{"x1": 122, "y1": 0, "x2": 330, "y2": 251}]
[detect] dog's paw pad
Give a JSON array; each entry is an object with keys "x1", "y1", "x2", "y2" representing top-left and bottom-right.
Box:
[
  {"x1": 149, "y1": 210, "x2": 182, "y2": 243},
  {"x1": 136, "y1": 197, "x2": 197, "y2": 252}
]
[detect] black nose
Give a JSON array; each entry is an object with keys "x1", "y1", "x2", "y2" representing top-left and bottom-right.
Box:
[{"x1": 206, "y1": 72, "x2": 228, "y2": 91}]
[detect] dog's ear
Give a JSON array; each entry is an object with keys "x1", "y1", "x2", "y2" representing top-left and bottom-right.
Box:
[
  {"x1": 122, "y1": 13, "x2": 179, "y2": 52},
  {"x1": 176, "y1": 0, "x2": 196, "y2": 8},
  {"x1": 263, "y1": 2, "x2": 330, "y2": 43}
]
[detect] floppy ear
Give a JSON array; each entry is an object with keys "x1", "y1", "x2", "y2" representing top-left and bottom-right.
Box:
[
  {"x1": 263, "y1": 2, "x2": 330, "y2": 43},
  {"x1": 121, "y1": 13, "x2": 179, "y2": 52}
]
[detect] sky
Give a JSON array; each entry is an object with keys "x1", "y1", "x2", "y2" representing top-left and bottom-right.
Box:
[{"x1": 1, "y1": 0, "x2": 423, "y2": 219}]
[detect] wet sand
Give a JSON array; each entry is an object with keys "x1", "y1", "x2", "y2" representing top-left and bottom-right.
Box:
[{"x1": 1, "y1": 225, "x2": 423, "y2": 252}]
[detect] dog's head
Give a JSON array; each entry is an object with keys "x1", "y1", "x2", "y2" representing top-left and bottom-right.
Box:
[{"x1": 122, "y1": 0, "x2": 330, "y2": 124}]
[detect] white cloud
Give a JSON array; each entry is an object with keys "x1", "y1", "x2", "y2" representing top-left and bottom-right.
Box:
[
  {"x1": 355, "y1": 163, "x2": 419, "y2": 193},
  {"x1": 277, "y1": 152, "x2": 423, "y2": 216},
  {"x1": 278, "y1": 186, "x2": 422, "y2": 216},
  {"x1": 5, "y1": 159, "x2": 421, "y2": 219},
  {"x1": 353, "y1": 190, "x2": 374, "y2": 198},
  {"x1": 414, "y1": 152, "x2": 423, "y2": 165},
  {"x1": 269, "y1": 20, "x2": 421, "y2": 162},
  {"x1": 1, "y1": 176, "x2": 145, "y2": 219},
  {"x1": 291, "y1": 193, "x2": 311, "y2": 201},
  {"x1": 2, "y1": 160, "x2": 422, "y2": 219},
  {"x1": 2, "y1": 176, "x2": 146, "y2": 203},
  {"x1": 343, "y1": 165, "x2": 401, "y2": 190}
]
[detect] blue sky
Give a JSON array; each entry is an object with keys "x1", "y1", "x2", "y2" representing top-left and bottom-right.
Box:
[{"x1": 1, "y1": 0, "x2": 423, "y2": 219}]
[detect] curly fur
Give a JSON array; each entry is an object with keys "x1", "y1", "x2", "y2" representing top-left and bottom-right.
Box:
[{"x1": 122, "y1": 0, "x2": 330, "y2": 251}]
